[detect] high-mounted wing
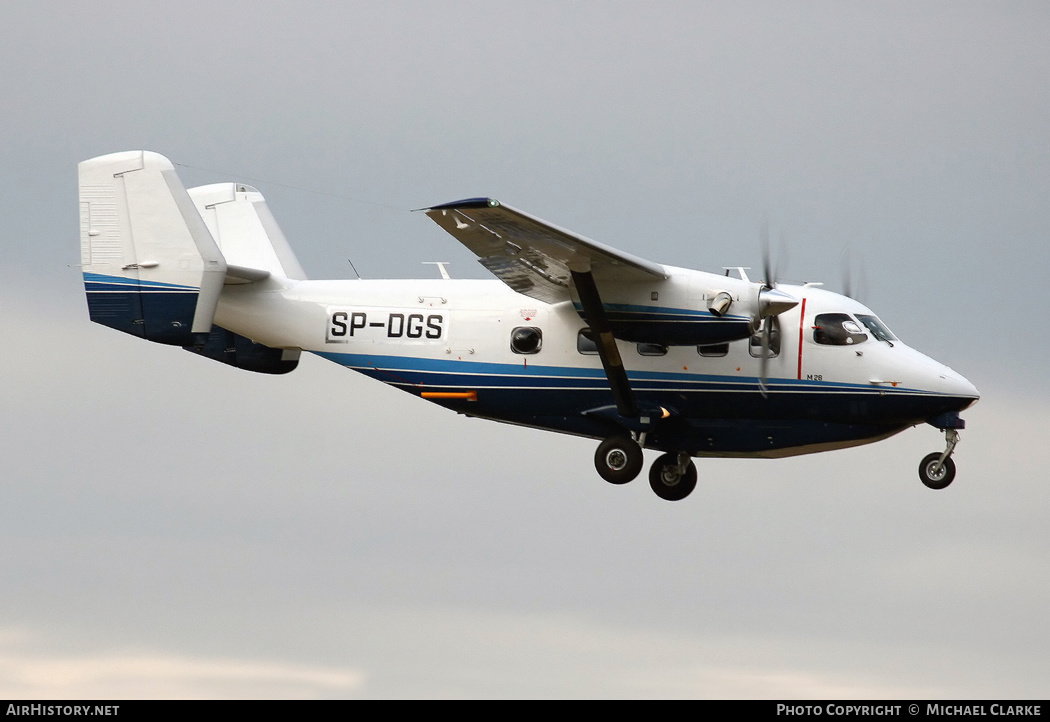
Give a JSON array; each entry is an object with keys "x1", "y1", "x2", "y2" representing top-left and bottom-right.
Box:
[{"x1": 422, "y1": 198, "x2": 667, "y2": 303}]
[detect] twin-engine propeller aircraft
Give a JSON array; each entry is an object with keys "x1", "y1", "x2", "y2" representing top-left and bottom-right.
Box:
[{"x1": 78, "y1": 151, "x2": 979, "y2": 501}]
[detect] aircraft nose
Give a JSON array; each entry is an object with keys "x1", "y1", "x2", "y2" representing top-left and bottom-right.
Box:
[
  {"x1": 940, "y1": 367, "x2": 980, "y2": 408},
  {"x1": 896, "y1": 346, "x2": 979, "y2": 407}
]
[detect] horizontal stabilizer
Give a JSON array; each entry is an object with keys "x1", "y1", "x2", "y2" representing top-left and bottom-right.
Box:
[{"x1": 225, "y1": 265, "x2": 271, "y2": 284}]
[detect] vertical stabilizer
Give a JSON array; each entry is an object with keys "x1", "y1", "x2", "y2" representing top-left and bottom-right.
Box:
[
  {"x1": 188, "y1": 183, "x2": 307, "y2": 280},
  {"x1": 79, "y1": 151, "x2": 227, "y2": 345}
]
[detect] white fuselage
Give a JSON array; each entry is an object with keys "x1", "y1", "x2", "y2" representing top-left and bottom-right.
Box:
[{"x1": 213, "y1": 275, "x2": 978, "y2": 457}]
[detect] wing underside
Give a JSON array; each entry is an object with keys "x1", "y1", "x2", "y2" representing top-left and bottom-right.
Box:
[{"x1": 423, "y1": 198, "x2": 666, "y2": 303}]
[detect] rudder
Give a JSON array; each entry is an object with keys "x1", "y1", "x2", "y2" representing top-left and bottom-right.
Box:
[
  {"x1": 188, "y1": 183, "x2": 307, "y2": 281},
  {"x1": 79, "y1": 151, "x2": 227, "y2": 346}
]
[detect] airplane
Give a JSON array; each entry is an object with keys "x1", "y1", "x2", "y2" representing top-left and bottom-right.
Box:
[{"x1": 77, "y1": 150, "x2": 979, "y2": 501}]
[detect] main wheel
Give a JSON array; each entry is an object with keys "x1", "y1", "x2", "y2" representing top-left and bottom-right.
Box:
[
  {"x1": 594, "y1": 436, "x2": 644, "y2": 484},
  {"x1": 919, "y1": 452, "x2": 956, "y2": 490},
  {"x1": 648, "y1": 453, "x2": 697, "y2": 501}
]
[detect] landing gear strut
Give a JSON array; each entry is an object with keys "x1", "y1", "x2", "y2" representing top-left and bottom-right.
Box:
[
  {"x1": 918, "y1": 428, "x2": 960, "y2": 490},
  {"x1": 649, "y1": 452, "x2": 697, "y2": 501}
]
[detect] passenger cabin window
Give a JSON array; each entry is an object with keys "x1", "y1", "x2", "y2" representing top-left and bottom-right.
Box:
[
  {"x1": 749, "y1": 317, "x2": 781, "y2": 358},
  {"x1": 510, "y1": 326, "x2": 542, "y2": 354},
  {"x1": 813, "y1": 313, "x2": 868, "y2": 346},
  {"x1": 698, "y1": 343, "x2": 729, "y2": 357},
  {"x1": 637, "y1": 343, "x2": 668, "y2": 357},
  {"x1": 577, "y1": 328, "x2": 598, "y2": 355}
]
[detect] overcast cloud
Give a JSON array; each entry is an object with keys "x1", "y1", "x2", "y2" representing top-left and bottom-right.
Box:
[{"x1": 1, "y1": 1, "x2": 1048, "y2": 698}]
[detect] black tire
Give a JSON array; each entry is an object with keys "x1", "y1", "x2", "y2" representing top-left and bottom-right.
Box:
[
  {"x1": 648, "y1": 453, "x2": 697, "y2": 501},
  {"x1": 919, "y1": 452, "x2": 956, "y2": 490},
  {"x1": 594, "y1": 436, "x2": 643, "y2": 485}
]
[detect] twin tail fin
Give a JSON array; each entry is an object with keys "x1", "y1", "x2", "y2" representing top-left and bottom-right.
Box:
[{"x1": 78, "y1": 150, "x2": 301, "y2": 374}]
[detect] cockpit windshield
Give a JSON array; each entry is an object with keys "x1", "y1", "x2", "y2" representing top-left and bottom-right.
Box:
[{"x1": 856, "y1": 314, "x2": 897, "y2": 344}]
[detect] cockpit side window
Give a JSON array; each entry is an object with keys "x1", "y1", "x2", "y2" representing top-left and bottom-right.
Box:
[{"x1": 813, "y1": 313, "x2": 868, "y2": 346}]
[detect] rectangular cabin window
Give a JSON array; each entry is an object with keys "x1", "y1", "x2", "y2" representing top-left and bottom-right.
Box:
[
  {"x1": 749, "y1": 317, "x2": 782, "y2": 358},
  {"x1": 577, "y1": 328, "x2": 598, "y2": 355},
  {"x1": 698, "y1": 342, "x2": 729, "y2": 357},
  {"x1": 637, "y1": 342, "x2": 668, "y2": 357}
]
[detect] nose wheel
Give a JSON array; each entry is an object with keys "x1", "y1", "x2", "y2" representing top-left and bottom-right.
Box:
[
  {"x1": 649, "y1": 452, "x2": 697, "y2": 501},
  {"x1": 919, "y1": 429, "x2": 960, "y2": 490}
]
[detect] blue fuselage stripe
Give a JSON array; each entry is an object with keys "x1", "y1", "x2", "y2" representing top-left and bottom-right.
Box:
[
  {"x1": 313, "y1": 350, "x2": 933, "y2": 396},
  {"x1": 314, "y1": 348, "x2": 970, "y2": 454},
  {"x1": 83, "y1": 272, "x2": 198, "y2": 292}
]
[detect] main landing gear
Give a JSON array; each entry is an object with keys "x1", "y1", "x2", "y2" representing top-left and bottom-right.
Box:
[
  {"x1": 594, "y1": 436, "x2": 644, "y2": 485},
  {"x1": 918, "y1": 428, "x2": 960, "y2": 490},
  {"x1": 594, "y1": 436, "x2": 697, "y2": 501}
]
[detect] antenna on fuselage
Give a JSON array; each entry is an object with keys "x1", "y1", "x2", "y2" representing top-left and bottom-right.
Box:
[{"x1": 347, "y1": 259, "x2": 363, "y2": 280}]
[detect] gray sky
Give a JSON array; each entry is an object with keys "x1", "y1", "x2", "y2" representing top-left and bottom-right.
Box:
[{"x1": 1, "y1": 1, "x2": 1048, "y2": 698}]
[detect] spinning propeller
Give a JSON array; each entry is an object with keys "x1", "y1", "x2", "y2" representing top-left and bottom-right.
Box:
[
  {"x1": 756, "y1": 223, "x2": 798, "y2": 397},
  {"x1": 840, "y1": 245, "x2": 869, "y2": 302}
]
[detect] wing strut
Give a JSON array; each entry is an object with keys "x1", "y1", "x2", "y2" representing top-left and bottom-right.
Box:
[{"x1": 570, "y1": 270, "x2": 638, "y2": 418}]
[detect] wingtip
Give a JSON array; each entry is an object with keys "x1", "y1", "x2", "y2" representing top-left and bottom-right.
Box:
[{"x1": 417, "y1": 197, "x2": 500, "y2": 212}]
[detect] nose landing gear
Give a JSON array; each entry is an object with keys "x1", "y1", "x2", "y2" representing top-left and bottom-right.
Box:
[{"x1": 918, "y1": 428, "x2": 960, "y2": 490}]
